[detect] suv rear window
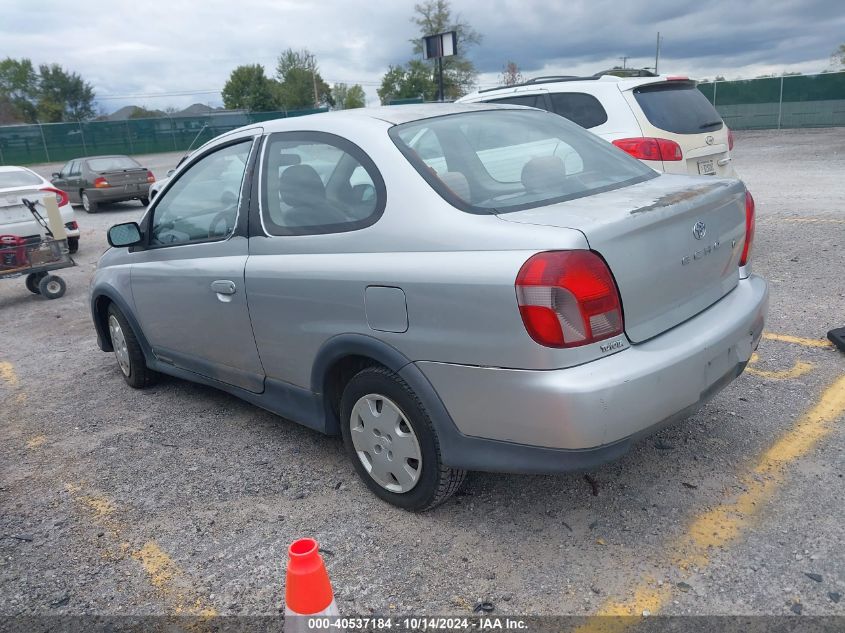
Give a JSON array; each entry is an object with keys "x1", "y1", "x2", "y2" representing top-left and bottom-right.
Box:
[
  {"x1": 550, "y1": 92, "x2": 608, "y2": 129},
  {"x1": 633, "y1": 82, "x2": 723, "y2": 134}
]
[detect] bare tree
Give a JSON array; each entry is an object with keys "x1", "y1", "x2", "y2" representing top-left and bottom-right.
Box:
[{"x1": 501, "y1": 61, "x2": 523, "y2": 86}]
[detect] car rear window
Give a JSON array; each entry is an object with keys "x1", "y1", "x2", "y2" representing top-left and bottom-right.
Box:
[
  {"x1": 633, "y1": 82, "x2": 723, "y2": 134},
  {"x1": 0, "y1": 170, "x2": 42, "y2": 188},
  {"x1": 390, "y1": 109, "x2": 656, "y2": 215},
  {"x1": 86, "y1": 156, "x2": 141, "y2": 172},
  {"x1": 550, "y1": 92, "x2": 608, "y2": 129}
]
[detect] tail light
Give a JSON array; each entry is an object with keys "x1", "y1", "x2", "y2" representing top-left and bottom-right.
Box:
[
  {"x1": 39, "y1": 186, "x2": 69, "y2": 207},
  {"x1": 65, "y1": 221, "x2": 78, "y2": 230},
  {"x1": 612, "y1": 137, "x2": 683, "y2": 162},
  {"x1": 94, "y1": 177, "x2": 110, "y2": 188},
  {"x1": 740, "y1": 190, "x2": 755, "y2": 267},
  {"x1": 516, "y1": 251, "x2": 624, "y2": 348},
  {"x1": 146, "y1": 170, "x2": 156, "y2": 183},
  {"x1": 728, "y1": 128, "x2": 735, "y2": 151}
]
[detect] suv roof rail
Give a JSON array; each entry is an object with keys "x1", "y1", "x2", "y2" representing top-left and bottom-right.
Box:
[{"x1": 477, "y1": 75, "x2": 599, "y2": 94}]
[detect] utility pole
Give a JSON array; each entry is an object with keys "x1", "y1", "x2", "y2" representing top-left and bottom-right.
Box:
[
  {"x1": 311, "y1": 54, "x2": 319, "y2": 108},
  {"x1": 654, "y1": 32, "x2": 662, "y2": 75},
  {"x1": 619, "y1": 56, "x2": 629, "y2": 69}
]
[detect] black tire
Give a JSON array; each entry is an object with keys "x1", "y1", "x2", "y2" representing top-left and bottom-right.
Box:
[
  {"x1": 25, "y1": 272, "x2": 45, "y2": 294},
  {"x1": 81, "y1": 191, "x2": 98, "y2": 213},
  {"x1": 340, "y1": 366, "x2": 466, "y2": 511},
  {"x1": 67, "y1": 236, "x2": 79, "y2": 254},
  {"x1": 140, "y1": 196, "x2": 150, "y2": 206},
  {"x1": 38, "y1": 275, "x2": 66, "y2": 299},
  {"x1": 106, "y1": 303, "x2": 159, "y2": 389}
]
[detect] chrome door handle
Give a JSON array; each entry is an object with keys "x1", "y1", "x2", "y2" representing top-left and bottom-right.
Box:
[{"x1": 210, "y1": 280, "x2": 236, "y2": 295}]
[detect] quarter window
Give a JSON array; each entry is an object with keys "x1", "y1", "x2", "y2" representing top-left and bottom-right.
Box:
[
  {"x1": 149, "y1": 139, "x2": 252, "y2": 246},
  {"x1": 261, "y1": 132, "x2": 385, "y2": 235},
  {"x1": 549, "y1": 93, "x2": 608, "y2": 129},
  {"x1": 488, "y1": 94, "x2": 546, "y2": 109}
]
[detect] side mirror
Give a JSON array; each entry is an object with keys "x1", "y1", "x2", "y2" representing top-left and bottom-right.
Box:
[
  {"x1": 52, "y1": 172, "x2": 61, "y2": 179},
  {"x1": 166, "y1": 169, "x2": 175, "y2": 177},
  {"x1": 107, "y1": 222, "x2": 143, "y2": 248}
]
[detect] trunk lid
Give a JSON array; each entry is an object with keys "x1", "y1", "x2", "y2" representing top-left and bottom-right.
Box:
[
  {"x1": 97, "y1": 168, "x2": 149, "y2": 186},
  {"x1": 0, "y1": 188, "x2": 50, "y2": 228},
  {"x1": 498, "y1": 175, "x2": 746, "y2": 342}
]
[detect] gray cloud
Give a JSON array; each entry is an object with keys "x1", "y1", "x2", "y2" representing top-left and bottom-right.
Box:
[{"x1": 1, "y1": 0, "x2": 841, "y2": 111}]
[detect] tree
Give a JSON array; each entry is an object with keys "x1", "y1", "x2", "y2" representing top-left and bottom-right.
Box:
[
  {"x1": 501, "y1": 61, "x2": 523, "y2": 86},
  {"x1": 377, "y1": 61, "x2": 437, "y2": 104},
  {"x1": 833, "y1": 43, "x2": 845, "y2": 67},
  {"x1": 275, "y1": 49, "x2": 333, "y2": 110},
  {"x1": 0, "y1": 57, "x2": 38, "y2": 122},
  {"x1": 128, "y1": 106, "x2": 164, "y2": 119},
  {"x1": 333, "y1": 83, "x2": 366, "y2": 109},
  {"x1": 36, "y1": 64, "x2": 96, "y2": 122},
  {"x1": 222, "y1": 64, "x2": 279, "y2": 111},
  {"x1": 410, "y1": 0, "x2": 482, "y2": 98}
]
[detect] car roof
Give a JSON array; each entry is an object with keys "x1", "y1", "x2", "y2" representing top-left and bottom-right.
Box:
[{"x1": 461, "y1": 75, "x2": 691, "y2": 100}]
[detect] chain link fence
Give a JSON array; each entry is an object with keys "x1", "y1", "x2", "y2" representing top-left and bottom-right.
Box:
[
  {"x1": 697, "y1": 70, "x2": 845, "y2": 130},
  {"x1": 0, "y1": 107, "x2": 327, "y2": 166}
]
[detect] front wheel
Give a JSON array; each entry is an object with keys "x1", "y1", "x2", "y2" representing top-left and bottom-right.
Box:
[
  {"x1": 139, "y1": 196, "x2": 150, "y2": 207},
  {"x1": 340, "y1": 366, "x2": 465, "y2": 511},
  {"x1": 25, "y1": 272, "x2": 45, "y2": 294},
  {"x1": 106, "y1": 304, "x2": 159, "y2": 388},
  {"x1": 81, "y1": 191, "x2": 98, "y2": 213}
]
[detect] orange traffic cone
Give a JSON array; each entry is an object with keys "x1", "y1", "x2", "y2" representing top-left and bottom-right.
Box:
[{"x1": 285, "y1": 538, "x2": 340, "y2": 632}]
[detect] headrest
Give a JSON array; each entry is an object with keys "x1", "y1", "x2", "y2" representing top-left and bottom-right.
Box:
[
  {"x1": 280, "y1": 165, "x2": 325, "y2": 207},
  {"x1": 439, "y1": 171, "x2": 471, "y2": 201},
  {"x1": 521, "y1": 155, "x2": 566, "y2": 194}
]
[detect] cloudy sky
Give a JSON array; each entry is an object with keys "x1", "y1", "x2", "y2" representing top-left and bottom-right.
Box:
[{"x1": 2, "y1": 0, "x2": 843, "y2": 112}]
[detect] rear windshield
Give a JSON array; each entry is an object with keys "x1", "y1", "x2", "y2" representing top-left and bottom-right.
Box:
[
  {"x1": 0, "y1": 170, "x2": 42, "y2": 188},
  {"x1": 633, "y1": 82, "x2": 723, "y2": 134},
  {"x1": 390, "y1": 109, "x2": 656, "y2": 214},
  {"x1": 86, "y1": 156, "x2": 141, "y2": 172}
]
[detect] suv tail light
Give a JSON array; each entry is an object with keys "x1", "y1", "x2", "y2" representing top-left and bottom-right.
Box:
[
  {"x1": 740, "y1": 190, "x2": 755, "y2": 267},
  {"x1": 728, "y1": 128, "x2": 735, "y2": 151},
  {"x1": 94, "y1": 176, "x2": 110, "y2": 188},
  {"x1": 612, "y1": 137, "x2": 683, "y2": 162},
  {"x1": 40, "y1": 186, "x2": 69, "y2": 207},
  {"x1": 516, "y1": 251, "x2": 624, "y2": 348},
  {"x1": 146, "y1": 170, "x2": 156, "y2": 183}
]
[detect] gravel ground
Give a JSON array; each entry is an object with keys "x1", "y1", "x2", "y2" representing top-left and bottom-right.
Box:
[{"x1": 1, "y1": 128, "x2": 844, "y2": 621}]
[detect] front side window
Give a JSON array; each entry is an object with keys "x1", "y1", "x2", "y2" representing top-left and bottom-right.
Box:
[
  {"x1": 391, "y1": 109, "x2": 656, "y2": 214},
  {"x1": 549, "y1": 92, "x2": 608, "y2": 129},
  {"x1": 149, "y1": 139, "x2": 252, "y2": 246},
  {"x1": 261, "y1": 132, "x2": 385, "y2": 235}
]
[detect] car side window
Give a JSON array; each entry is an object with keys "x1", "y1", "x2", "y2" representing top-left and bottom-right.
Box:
[
  {"x1": 261, "y1": 132, "x2": 385, "y2": 235},
  {"x1": 149, "y1": 139, "x2": 252, "y2": 246},
  {"x1": 549, "y1": 92, "x2": 608, "y2": 129},
  {"x1": 488, "y1": 94, "x2": 546, "y2": 110}
]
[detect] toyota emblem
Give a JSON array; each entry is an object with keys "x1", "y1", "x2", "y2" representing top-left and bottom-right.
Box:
[{"x1": 693, "y1": 220, "x2": 707, "y2": 240}]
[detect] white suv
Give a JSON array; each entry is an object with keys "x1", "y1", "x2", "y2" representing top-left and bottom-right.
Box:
[{"x1": 458, "y1": 74, "x2": 735, "y2": 178}]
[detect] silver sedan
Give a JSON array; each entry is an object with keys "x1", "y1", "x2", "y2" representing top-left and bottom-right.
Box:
[{"x1": 90, "y1": 104, "x2": 768, "y2": 510}]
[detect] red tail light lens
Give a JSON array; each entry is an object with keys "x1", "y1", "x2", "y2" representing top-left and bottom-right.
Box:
[
  {"x1": 146, "y1": 170, "x2": 156, "y2": 183},
  {"x1": 612, "y1": 137, "x2": 683, "y2": 162},
  {"x1": 740, "y1": 190, "x2": 755, "y2": 267},
  {"x1": 94, "y1": 176, "x2": 110, "y2": 188},
  {"x1": 728, "y1": 128, "x2": 735, "y2": 151},
  {"x1": 40, "y1": 186, "x2": 69, "y2": 207},
  {"x1": 516, "y1": 251, "x2": 624, "y2": 348}
]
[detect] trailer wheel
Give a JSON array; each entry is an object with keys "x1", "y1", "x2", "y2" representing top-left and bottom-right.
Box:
[
  {"x1": 26, "y1": 272, "x2": 46, "y2": 294},
  {"x1": 38, "y1": 275, "x2": 66, "y2": 299}
]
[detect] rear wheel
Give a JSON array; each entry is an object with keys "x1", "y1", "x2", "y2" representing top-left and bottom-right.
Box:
[
  {"x1": 25, "y1": 272, "x2": 45, "y2": 294},
  {"x1": 38, "y1": 275, "x2": 66, "y2": 299},
  {"x1": 81, "y1": 191, "x2": 98, "y2": 213},
  {"x1": 106, "y1": 303, "x2": 159, "y2": 388},
  {"x1": 340, "y1": 366, "x2": 465, "y2": 511},
  {"x1": 139, "y1": 196, "x2": 150, "y2": 206},
  {"x1": 67, "y1": 237, "x2": 79, "y2": 253}
]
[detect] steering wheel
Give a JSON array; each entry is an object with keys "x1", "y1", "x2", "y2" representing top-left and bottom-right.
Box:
[{"x1": 208, "y1": 208, "x2": 236, "y2": 238}]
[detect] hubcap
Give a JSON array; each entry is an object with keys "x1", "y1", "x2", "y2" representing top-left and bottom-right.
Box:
[
  {"x1": 350, "y1": 394, "x2": 422, "y2": 493},
  {"x1": 82, "y1": 194, "x2": 89, "y2": 211},
  {"x1": 46, "y1": 280, "x2": 61, "y2": 294},
  {"x1": 108, "y1": 315, "x2": 131, "y2": 377}
]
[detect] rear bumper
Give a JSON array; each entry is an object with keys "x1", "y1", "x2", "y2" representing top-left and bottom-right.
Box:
[
  {"x1": 87, "y1": 184, "x2": 150, "y2": 202},
  {"x1": 417, "y1": 274, "x2": 768, "y2": 473}
]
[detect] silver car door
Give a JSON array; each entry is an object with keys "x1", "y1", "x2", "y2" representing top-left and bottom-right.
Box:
[{"x1": 129, "y1": 135, "x2": 265, "y2": 393}]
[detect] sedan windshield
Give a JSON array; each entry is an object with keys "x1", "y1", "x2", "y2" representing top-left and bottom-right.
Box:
[{"x1": 390, "y1": 109, "x2": 656, "y2": 214}]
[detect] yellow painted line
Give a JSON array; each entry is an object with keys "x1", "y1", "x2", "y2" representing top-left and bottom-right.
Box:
[
  {"x1": 65, "y1": 483, "x2": 217, "y2": 616},
  {"x1": 578, "y1": 373, "x2": 845, "y2": 629},
  {"x1": 0, "y1": 361, "x2": 19, "y2": 388},
  {"x1": 746, "y1": 352, "x2": 814, "y2": 380},
  {"x1": 763, "y1": 332, "x2": 833, "y2": 349},
  {"x1": 26, "y1": 434, "x2": 46, "y2": 449}
]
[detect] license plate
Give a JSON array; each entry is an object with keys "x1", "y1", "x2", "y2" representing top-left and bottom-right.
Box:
[
  {"x1": 697, "y1": 159, "x2": 715, "y2": 176},
  {"x1": 124, "y1": 184, "x2": 139, "y2": 192}
]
